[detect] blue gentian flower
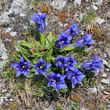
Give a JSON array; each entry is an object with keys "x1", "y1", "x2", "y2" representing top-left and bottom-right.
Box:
[
  {"x1": 55, "y1": 56, "x2": 68, "y2": 69},
  {"x1": 63, "y1": 21, "x2": 79, "y2": 36},
  {"x1": 64, "y1": 68, "x2": 85, "y2": 88},
  {"x1": 11, "y1": 57, "x2": 31, "y2": 77},
  {"x1": 33, "y1": 58, "x2": 51, "y2": 76},
  {"x1": 66, "y1": 55, "x2": 78, "y2": 71},
  {"x1": 80, "y1": 55, "x2": 103, "y2": 73},
  {"x1": 55, "y1": 32, "x2": 72, "y2": 48},
  {"x1": 74, "y1": 33, "x2": 95, "y2": 48},
  {"x1": 47, "y1": 72, "x2": 67, "y2": 91},
  {"x1": 30, "y1": 13, "x2": 46, "y2": 34}
]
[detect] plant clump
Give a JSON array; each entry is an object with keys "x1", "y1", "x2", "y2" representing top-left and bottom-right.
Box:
[
  {"x1": 40, "y1": 5, "x2": 48, "y2": 14},
  {"x1": 58, "y1": 13, "x2": 67, "y2": 23}
]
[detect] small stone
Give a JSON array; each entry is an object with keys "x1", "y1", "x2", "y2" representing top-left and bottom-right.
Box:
[
  {"x1": 92, "y1": 5, "x2": 98, "y2": 10},
  {"x1": 102, "y1": 59, "x2": 108, "y2": 65},
  {"x1": 107, "y1": 103, "x2": 110, "y2": 108},
  {"x1": 0, "y1": 96, "x2": 4, "y2": 105},
  {"x1": 101, "y1": 73, "x2": 107, "y2": 78},
  {"x1": 9, "y1": 98, "x2": 14, "y2": 102},
  {"x1": 95, "y1": 18, "x2": 105, "y2": 24},
  {"x1": 59, "y1": 22, "x2": 63, "y2": 27},
  {"x1": 103, "y1": 53, "x2": 107, "y2": 58},
  {"x1": 47, "y1": 105, "x2": 57, "y2": 110},
  {"x1": 10, "y1": 32, "x2": 17, "y2": 37},
  {"x1": 89, "y1": 88, "x2": 97, "y2": 94},
  {"x1": 2, "y1": 89, "x2": 7, "y2": 93},
  {"x1": 101, "y1": 79, "x2": 109, "y2": 84},
  {"x1": 103, "y1": 91, "x2": 109, "y2": 95},
  {"x1": 95, "y1": 0, "x2": 103, "y2": 6},
  {"x1": 5, "y1": 27, "x2": 12, "y2": 33},
  {"x1": 0, "y1": 49, "x2": 3, "y2": 57},
  {"x1": 73, "y1": 0, "x2": 81, "y2": 7},
  {"x1": 64, "y1": 23, "x2": 68, "y2": 27},
  {"x1": 105, "y1": 69, "x2": 110, "y2": 72},
  {"x1": 80, "y1": 108, "x2": 86, "y2": 110},
  {"x1": 1, "y1": 52, "x2": 8, "y2": 60},
  {"x1": 50, "y1": 0, "x2": 67, "y2": 10},
  {"x1": 20, "y1": 13, "x2": 26, "y2": 17},
  {"x1": 6, "y1": 93, "x2": 11, "y2": 97}
]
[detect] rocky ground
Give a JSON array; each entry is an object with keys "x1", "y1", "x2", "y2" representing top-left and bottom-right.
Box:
[{"x1": 0, "y1": 0, "x2": 110, "y2": 110}]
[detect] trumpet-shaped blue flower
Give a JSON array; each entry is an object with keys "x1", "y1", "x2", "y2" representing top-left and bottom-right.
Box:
[
  {"x1": 66, "y1": 55, "x2": 78, "y2": 71},
  {"x1": 11, "y1": 57, "x2": 31, "y2": 77},
  {"x1": 63, "y1": 21, "x2": 79, "y2": 36},
  {"x1": 64, "y1": 68, "x2": 85, "y2": 88},
  {"x1": 55, "y1": 32, "x2": 72, "y2": 48},
  {"x1": 80, "y1": 55, "x2": 103, "y2": 73},
  {"x1": 33, "y1": 58, "x2": 51, "y2": 76},
  {"x1": 47, "y1": 72, "x2": 67, "y2": 91},
  {"x1": 55, "y1": 56, "x2": 68, "y2": 69},
  {"x1": 30, "y1": 13, "x2": 46, "y2": 34},
  {"x1": 74, "y1": 33, "x2": 95, "y2": 48}
]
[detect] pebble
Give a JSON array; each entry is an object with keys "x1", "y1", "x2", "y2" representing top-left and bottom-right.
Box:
[
  {"x1": 101, "y1": 79, "x2": 109, "y2": 84},
  {"x1": 107, "y1": 103, "x2": 110, "y2": 108},
  {"x1": 0, "y1": 96, "x2": 4, "y2": 105},
  {"x1": 89, "y1": 88, "x2": 97, "y2": 94},
  {"x1": 101, "y1": 73, "x2": 107, "y2": 78},
  {"x1": 103, "y1": 91, "x2": 109, "y2": 95},
  {"x1": 0, "y1": 49, "x2": 3, "y2": 57},
  {"x1": 5, "y1": 27, "x2": 12, "y2": 33},
  {"x1": 95, "y1": 0, "x2": 103, "y2": 6},
  {"x1": 9, "y1": 98, "x2": 14, "y2": 102},
  {"x1": 102, "y1": 59, "x2": 108, "y2": 65},
  {"x1": 10, "y1": 32, "x2": 17, "y2": 37},
  {"x1": 2, "y1": 89, "x2": 7, "y2": 93},
  {"x1": 0, "y1": 12, "x2": 9, "y2": 23},
  {"x1": 1, "y1": 52, "x2": 8, "y2": 60},
  {"x1": 20, "y1": 13, "x2": 26, "y2": 17},
  {"x1": 50, "y1": 0, "x2": 67, "y2": 10},
  {"x1": 95, "y1": 18, "x2": 105, "y2": 24},
  {"x1": 92, "y1": 5, "x2": 98, "y2": 10},
  {"x1": 74, "y1": 0, "x2": 81, "y2": 7}
]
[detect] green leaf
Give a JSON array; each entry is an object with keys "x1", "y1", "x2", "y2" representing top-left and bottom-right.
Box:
[
  {"x1": 18, "y1": 41, "x2": 36, "y2": 48},
  {"x1": 47, "y1": 32, "x2": 53, "y2": 43},
  {"x1": 40, "y1": 32, "x2": 46, "y2": 47},
  {"x1": 59, "y1": 44, "x2": 75, "y2": 52}
]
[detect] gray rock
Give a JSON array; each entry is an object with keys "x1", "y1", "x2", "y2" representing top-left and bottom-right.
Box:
[
  {"x1": 92, "y1": 5, "x2": 98, "y2": 10},
  {"x1": 2, "y1": 89, "x2": 7, "y2": 93},
  {"x1": 105, "y1": 47, "x2": 110, "y2": 58},
  {"x1": 5, "y1": 27, "x2": 12, "y2": 33},
  {"x1": 47, "y1": 105, "x2": 57, "y2": 110},
  {"x1": 0, "y1": 60, "x2": 8, "y2": 70},
  {"x1": 10, "y1": 32, "x2": 17, "y2": 37},
  {"x1": 95, "y1": 18, "x2": 105, "y2": 24},
  {"x1": 0, "y1": 49, "x2": 3, "y2": 57},
  {"x1": 74, "y1": 0, "x2": 81, "y2": 7},
  {"x1": 107, "y1": 103, "x2": 110, "y2": 108},
  {"x1": 1, "y1": 52, "x2": 8, "y2": 60},
  {"x1": 101, "y1": 79, "x2": 109, "y2": 84},
  {"x1": 20, "y1": 13, "x2": 26, "y2": 17},
  {"x1": 105, "y1": 69, "x2": 110, "y2": 72},
  {"x1": 0, "y1": 96, "x2": 4, "y2": 105},
  {"x1": 0, "y1": 12, "x2": 9, "y2": 23},
  {"x1": 9, "y1": 98, "x2": 14, "y2": 102},
  {"x1": 89, "y1": 88, "x2": 97, "y2": 94},
  {"x1": 102, "y1": 59, "x2": 108, "y2": 65},
  {"x1": 59, "y1": 22, "x2": 63, "y2": 27},
  {"x1": 103, "y1": 91, "x2": 109, "y2": 95},
  {"x1": 95, "y1": 0, "x2": 103, "y2": 6},
  {"x1": 0, "y1": 82, "x2": 5, "y2": 90},
  {"x1": 101, "y1": 73, "x2": 107, "y2": 78},
  {"x1": 50, "y1": 0, "x2": 67, "y2": 10}
]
